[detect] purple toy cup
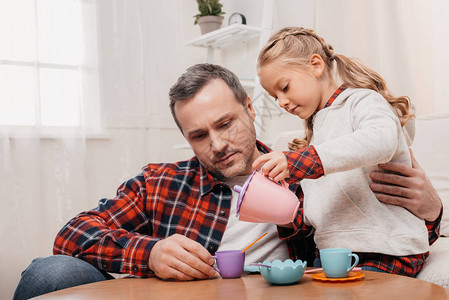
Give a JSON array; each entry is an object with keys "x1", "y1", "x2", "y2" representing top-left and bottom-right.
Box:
[{"x1": 212, "y1": 250, "x2": 245, "y2": 279}]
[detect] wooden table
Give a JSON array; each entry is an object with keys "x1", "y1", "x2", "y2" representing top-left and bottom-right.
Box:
[{"x1": 33, "y1": 271, "x2": 449, "y2": 299}]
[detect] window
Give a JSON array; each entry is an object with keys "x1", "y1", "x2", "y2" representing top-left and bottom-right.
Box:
[{"x1": 0, "y1": 0, "x2": 99, "y2": 130}]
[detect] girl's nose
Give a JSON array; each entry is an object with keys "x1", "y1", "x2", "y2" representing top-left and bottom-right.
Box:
[{"x1": 277, "y1": 96, "x2": 289, "y2": 109}]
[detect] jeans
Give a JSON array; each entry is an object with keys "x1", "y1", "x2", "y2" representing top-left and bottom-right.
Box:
[{"x1": 13, "y1": 255, "x2": 114, "y2": 300}]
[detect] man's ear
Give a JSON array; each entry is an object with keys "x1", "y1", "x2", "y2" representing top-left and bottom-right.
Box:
[
  {"x1": 309, "y1": 54, "x2": 325, "y2": 78},
  {"x1": 246, "y1": 96, "x2": 256, "y2": 120}
]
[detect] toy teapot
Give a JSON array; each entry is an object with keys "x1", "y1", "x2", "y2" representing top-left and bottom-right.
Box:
[{"x1": 234, "y1": 171, "x2": 300, "y2": 224}]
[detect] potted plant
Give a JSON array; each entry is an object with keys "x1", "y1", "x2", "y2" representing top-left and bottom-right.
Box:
[{"x1": 194, "y1": 0, "x2": 225, "y2": 35}]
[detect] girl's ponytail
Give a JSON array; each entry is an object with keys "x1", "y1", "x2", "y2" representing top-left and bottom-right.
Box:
[{"x1": 334, "y1": 54, "x2": 413, "y2": 126}]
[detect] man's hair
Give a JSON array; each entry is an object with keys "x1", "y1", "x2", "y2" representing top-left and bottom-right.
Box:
[{"x1": 169, "y1": 63, "x2": 248, "y2": 131}]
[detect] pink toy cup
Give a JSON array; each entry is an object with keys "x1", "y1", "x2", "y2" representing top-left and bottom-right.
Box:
[
  {"x1": 212, "y1": 250, "x2": 245, "y2": 279},
  {"x1": 234, "y1": 171, "x2": 300, "y2": 224}
]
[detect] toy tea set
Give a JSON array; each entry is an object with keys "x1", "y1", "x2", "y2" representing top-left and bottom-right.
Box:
[{"x1": 214, "y1": 170, "x2": 363, "y2": 285}]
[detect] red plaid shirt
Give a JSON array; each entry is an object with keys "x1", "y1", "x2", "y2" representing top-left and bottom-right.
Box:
[
  {"x1": 53, "y1": 141, "x2": 313, "y2": 277},
  {"x1": 283, "y1": 85, "x2": 441, "y2": 276}
]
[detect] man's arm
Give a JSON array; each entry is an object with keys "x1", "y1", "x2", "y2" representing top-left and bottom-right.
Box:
[
  {"x1": 369, "y1": 149, "x2": 442, "y2": 221},
  {"x1": 369, "y1": 149, "x2": 442, "y2": 244},
  {"x1": 53, "y1": 173, "x2": 216, "y2": 280}
]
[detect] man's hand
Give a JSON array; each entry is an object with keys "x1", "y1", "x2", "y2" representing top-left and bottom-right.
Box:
[
  {"x1": 252, "y1": 151, "x2": 290, "y2": 182},
  {"x1": 148, "y1": 234, "x2": 217, "y2": 281},
  {"x1": 369, "y1": 149, "x2": 442, "y2": 221}
]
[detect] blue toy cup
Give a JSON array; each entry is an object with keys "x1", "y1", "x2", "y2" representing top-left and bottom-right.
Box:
[{"x1": 319, "y1": 248, "x2": 359, "y2": 278}]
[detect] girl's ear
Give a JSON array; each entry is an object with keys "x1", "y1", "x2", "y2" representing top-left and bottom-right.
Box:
[{"x1": 308, "y1": 54, "x2": 325, "y2": 78}]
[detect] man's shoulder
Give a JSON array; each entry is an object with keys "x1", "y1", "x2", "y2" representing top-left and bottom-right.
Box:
[
  {"x1": 141, "y1": 156, "x2": 202, "y2": 178},
  {"x1": 138, "y1": 157, "x2": 210, "y2": 193}
]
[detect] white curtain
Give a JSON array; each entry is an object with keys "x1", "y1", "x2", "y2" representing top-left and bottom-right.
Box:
[{"x1": 0, "y1": 0, "x2": 101, "y2": 298}]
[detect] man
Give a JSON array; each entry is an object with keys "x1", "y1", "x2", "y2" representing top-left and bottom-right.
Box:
[{"x1": 13, "y1": 64, "x2": 442, "y2": 299}]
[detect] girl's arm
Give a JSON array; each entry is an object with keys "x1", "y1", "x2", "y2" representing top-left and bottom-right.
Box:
[
  {"x1": 311, "y1": 93, "x2": 404, "y2": 176},
  {"x1": 252, "y1": 147, "x2": 324, "y2": 183},
  {"x1": 256, "y1": 92, "x2": 406, "y2": 183},
  {"x1": 252, "y1": 151, "x2": 290, "y2": 182}
]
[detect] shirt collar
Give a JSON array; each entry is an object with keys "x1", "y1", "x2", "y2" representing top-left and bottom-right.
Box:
[{"x1": 323, "y1": 85, "x2": 347, "y2": 108}]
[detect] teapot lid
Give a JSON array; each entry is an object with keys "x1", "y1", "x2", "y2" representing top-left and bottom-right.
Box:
[{"x1": 234, "y1": 170, "x2": 257, "y2": 217}]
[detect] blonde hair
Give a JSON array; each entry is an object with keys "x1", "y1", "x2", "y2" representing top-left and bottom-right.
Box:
[{"x1": 257, "y1": 27, "x2": 414, "y2": 151}]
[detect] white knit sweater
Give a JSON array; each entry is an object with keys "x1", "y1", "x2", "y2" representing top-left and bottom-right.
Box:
[{"x1": 301, "y1": 88, "x2": 429, "y2": 256}]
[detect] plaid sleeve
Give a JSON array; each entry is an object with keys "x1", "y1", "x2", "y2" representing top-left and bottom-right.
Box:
[
  {"x1": 357, "y1": 252, "x2": 428, "y2": 276},
  {"x1": 278, "y1": 146, "x2": 322, "y2": 239},
  {"x1": 53, "y1": 173, "x2": 159, "y2": 277},
  {"x1": 283, "y1": 145, "x2": 324, "y2": 182},
  {"x1": 426, "y1": 207, "x2": 442, "y2": 246}
]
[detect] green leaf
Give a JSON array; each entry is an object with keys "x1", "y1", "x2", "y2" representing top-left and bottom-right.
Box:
[{"x1": 194, "y1": 0, "x2": 225, "y2": 24}]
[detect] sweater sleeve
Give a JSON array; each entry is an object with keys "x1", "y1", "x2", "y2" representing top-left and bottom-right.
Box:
[
  {"x1": 53, "y1": 173, "x2": 159, "y2": 277},
  {"x1": 314, "y1": 92, "x2": 406, "y2": 175}
]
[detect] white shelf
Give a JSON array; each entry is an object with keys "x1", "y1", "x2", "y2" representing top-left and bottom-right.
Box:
[{"x1": 186, "y1": 24, "x2": 262, "y2": 49}]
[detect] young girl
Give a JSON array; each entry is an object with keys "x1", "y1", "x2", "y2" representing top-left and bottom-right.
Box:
[{"x1": 253, "y1": 27, "x2": 429, "y2": 276}]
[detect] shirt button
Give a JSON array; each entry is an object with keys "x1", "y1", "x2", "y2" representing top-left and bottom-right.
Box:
[
  {"x1": 208, "y1": 245, "x2": 216, "y2": 252},
  {"x1": 102, "y1": 263, "x2": 107, "y2": 269},
  {"x1": 132, "y1": 265, "x2": 139, "y2": 273},
  {"x1": 219, "y1": 210, "x2": 226, "y2": 216}
]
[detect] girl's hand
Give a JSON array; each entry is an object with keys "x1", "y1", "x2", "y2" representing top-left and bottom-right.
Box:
[{"x1": 252, "y1": 151, "x2": 290, "y2": 182}]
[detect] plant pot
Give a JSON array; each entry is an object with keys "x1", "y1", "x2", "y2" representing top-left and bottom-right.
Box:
[{"x1": 197, "y1": 16, "x2": 223, "y2": 34}]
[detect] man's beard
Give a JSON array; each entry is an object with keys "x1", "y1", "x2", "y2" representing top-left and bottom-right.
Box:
[{"x1": 208, "y1": 152, "x2": 252, "y2": 181}]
